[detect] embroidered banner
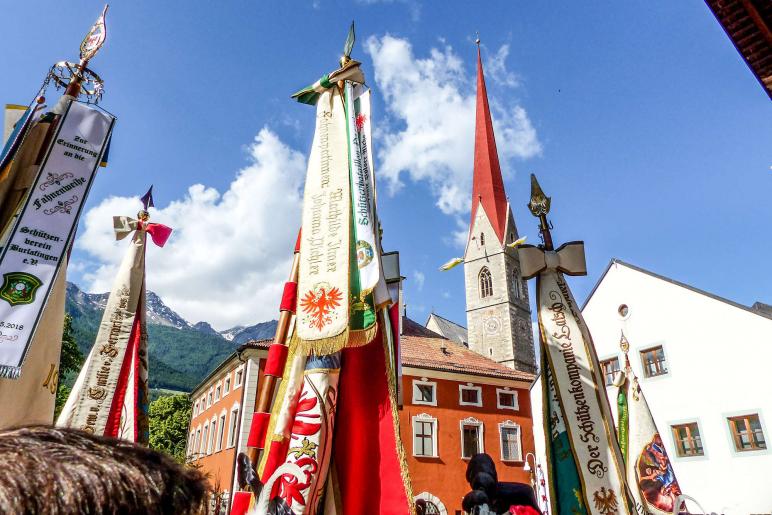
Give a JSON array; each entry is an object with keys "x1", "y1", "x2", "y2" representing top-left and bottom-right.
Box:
[
  {"x1": 0, "y1": 101, "x2": 114, "y2": 378},
  {"x1": 295, "y1": 89, "x2": 351, "y2": 350},
  {"x1": 536, "y1": 269, "x2": 630, "y2": 514}
]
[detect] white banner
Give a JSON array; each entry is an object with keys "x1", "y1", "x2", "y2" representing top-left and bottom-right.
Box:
[
  {"x1": 537, "y1": 269, "x2": 631, "y2": 514},
  {"x1": 0, "y1": 101, "x2": 114, "y2": 377}
]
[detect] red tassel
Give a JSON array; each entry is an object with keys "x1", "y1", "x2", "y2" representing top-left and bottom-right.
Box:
[
  {"x1": 247, "y1": 412, "x2": 270, "y2": 449},
  {"x1": 265, "y1": 344, "x2": 289, "y2": 377}
]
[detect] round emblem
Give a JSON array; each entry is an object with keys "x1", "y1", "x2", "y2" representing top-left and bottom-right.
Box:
[
  {"x1": 484, "y1": 317, "x2": 500, "y2": 335},
  {"x1": 356, "y1": 240, "x2": 374, "y2": 269}
]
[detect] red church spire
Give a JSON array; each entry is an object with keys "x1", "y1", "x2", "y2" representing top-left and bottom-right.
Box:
[{"x1": 470, "y1": 45, "x2": 509, "y2": 244}]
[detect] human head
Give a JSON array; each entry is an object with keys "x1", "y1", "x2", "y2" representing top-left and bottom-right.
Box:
[{"x1": 0, "y1": 426, "x2": 207, "y2": 514}]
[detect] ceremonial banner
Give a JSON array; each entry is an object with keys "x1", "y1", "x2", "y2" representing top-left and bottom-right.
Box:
[
  {"x1": 295, "y1": 89, "x2": 351, "y2": 352},
  {"x1": 615, "y1": 343, "x2": 684, "y2": 515},
  {"x1": 3, "y1": 104, "x2": 28, "y2": 147},
  {"x1": 521, "y1": 239, "x2": 631, "y2": 514},
  {"x1": 57, "y1": 215, "x2": 170, "y2": 442},
  {"x1": 0, "y1": 101, "x2": 114, "y2": 378}
]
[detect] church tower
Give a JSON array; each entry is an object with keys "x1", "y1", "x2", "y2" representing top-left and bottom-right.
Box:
[{"x1": 463, "y1": 47, "x2": 536, "y2": 374}]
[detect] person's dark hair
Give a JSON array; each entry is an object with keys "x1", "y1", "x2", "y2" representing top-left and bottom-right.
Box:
[
  {"x1": 0, "y1": 426, "x2": 208, "y2": 514},
  {"x1": 462, "y1": 453, "x2": 539, "y2": 514}
]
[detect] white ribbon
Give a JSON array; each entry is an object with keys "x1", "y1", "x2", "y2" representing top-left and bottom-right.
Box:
[{"x1": 518, "y1": 240, "x2": 587, "y2": 279}]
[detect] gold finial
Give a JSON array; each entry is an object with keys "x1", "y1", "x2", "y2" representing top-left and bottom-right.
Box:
[
  {"x1": 475, "y1": 31, "x2": 480, "y2": 46},
  {"x1": 527, "y1": 173, "x2": 551, "y2": 217},
  {"x1": 619, "y1": 331, "x2": 630, "y2": 354}
]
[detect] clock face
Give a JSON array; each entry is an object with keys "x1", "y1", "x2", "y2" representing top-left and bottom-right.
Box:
[{"x1": 484, "y1": 316, "x2": 501, "y2": 335}]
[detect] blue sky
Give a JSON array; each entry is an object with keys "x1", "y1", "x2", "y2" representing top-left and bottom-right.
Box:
[{"x1": 2, "y1": 1, "x2": 769, "y2": 330}]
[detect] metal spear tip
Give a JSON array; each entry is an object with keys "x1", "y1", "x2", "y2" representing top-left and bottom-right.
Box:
[{"x1": 527, "y1": 173, "x2": 551, "y2": 217}]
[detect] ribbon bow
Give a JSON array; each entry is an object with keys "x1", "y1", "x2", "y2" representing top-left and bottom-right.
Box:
[
  {"x1": 113, "y1": 216, "x2": 172, "y2": 247},
  {"x1": 517, "y1": 241, "x2": 587, "y2": 280}
]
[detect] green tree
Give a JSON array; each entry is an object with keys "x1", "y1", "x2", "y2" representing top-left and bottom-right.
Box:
[
  {"x1": 54, "y1": 314, "x2": 84, "y2": 418},
  {"x1": 149, "y1": 394, "x2": 192, "y2": 463}
]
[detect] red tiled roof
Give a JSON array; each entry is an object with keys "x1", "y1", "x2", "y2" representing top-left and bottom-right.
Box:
[
  {"x1": 400, "y1": 318, "x2": 535, "y2": 382},
  {"x1": 238, "y1": 339, "x2": 272, "y2": 351}
]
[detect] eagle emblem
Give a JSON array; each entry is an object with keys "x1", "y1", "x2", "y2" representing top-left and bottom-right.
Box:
[
  {"x1": 592, "y1": 487, "x2": 618, "y2": 515},
  {"x1": 299, "y1": 283, "x2": 343, "y2": 331}
]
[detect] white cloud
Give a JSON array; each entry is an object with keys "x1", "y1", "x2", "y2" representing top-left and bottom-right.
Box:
[
  {"x1": 485, "y1": 44, "x2": 519, "y2": 88},
  {"x1": 74, "y1": 128, "x2": 306, "y2": 330},
  {"x1": 412, "y1": 270, "x2": 425, "y2": 291},
  {"x1": 366, "y1": 35, "x2": 541, "y2": 217}
]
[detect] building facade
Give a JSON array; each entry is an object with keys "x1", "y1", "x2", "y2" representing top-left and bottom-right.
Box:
[
  {"x1": 186, "y1": 342, "x2": 268, "y2": 512},
  {"x1": 400, "y1": 317, "x2": 535, "y2": 515},
  {"x1": 462, "y1": 47, "x2": 535, "y2": 374},
  {"x1": 582, "y1": 259, "x2": 772, "y2": 515}
]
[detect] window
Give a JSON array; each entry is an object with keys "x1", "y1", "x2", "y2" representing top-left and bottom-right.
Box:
[
  {"x1": 193, "y1": 427, "x2": 201, "y2": 458},
  {"x1": 235, "y1": 366, "x2": 244, "y2": 388},
  {"x1": 460, "y1": 417, "x2": 483, "y2": 458},
  {"x1": 479, "y1": 267, "x2": 493, "y2": 298},
  {"x1": 227, "y1": 405, "x2": 240, "y2": 448},
  {"x1": 215, "y1": 383, "x2": 221, "y2": 402},
  {"x1": 208, "y1": 388, "x2": 214, "y2": 407},
  {"x1": 499, "y1": 422, "x2": 522, "y2": 461},
  {"x1": 207, "y1": 418, "x2": 217, "y2": 455},
  {"x1": 671, "y1": 422, "x2": 704, "y2": 457},
  {"x1": 412, "y1": 378, "x2": 437, "y2": 406},
  {"x1": 188, "y1": 431, "x2": 196, "y2": 457},
  {"x1": 224, "y1": 376, "x2": 231, "y2": 394},
  {"x1": 216, "y1": 413, "x2": 226, "y2": 451},
  {"x1": 729, "y1": 414, "x2": 766, "y2": 452},
  {"x1": 200, "y1": 423, "x2": 209, "y2": 455},
  {"x1": 512, "y1": 269, "x2": 522, "y2": 299},
  {"x1": 497, "y1": 388, "x2": 519, "y2": 410},
  {"x1": 459, "y1": 384, "x2": 482, "y2": 407},
  {"x1": 414, "y1": 493, "x2": 447, "y2": 515},
  {"x1": 412, "y1": 414, "x2": 438, "y2": 457},
  {"x1": 601, "y1": 357, "x2": 621, "y2": 386},
  {"x1": 194, "y1": 401, "x2": 200, "y2": 416},
  {"x1": 640, "y1": 346, "x2": 668, "y2": 377}
]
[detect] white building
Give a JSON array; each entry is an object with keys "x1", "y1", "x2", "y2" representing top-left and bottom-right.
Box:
[{"x1": 580, "y1": 259, "x2": 772, "y2": 515}]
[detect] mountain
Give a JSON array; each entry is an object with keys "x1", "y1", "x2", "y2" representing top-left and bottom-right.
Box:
[
  {"x1": 219, "y1": 321, "x2": 278, "y2": 345},
  {"x1": 65, "y1": 282, "x2": 276, "y2": 392}
]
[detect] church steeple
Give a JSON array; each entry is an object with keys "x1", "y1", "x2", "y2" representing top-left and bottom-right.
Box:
[{"x1": 470, "y1": 46, "x2": 509, "y2": 244}]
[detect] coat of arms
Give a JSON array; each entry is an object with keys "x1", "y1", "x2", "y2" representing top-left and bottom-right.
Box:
[{"x1": 0, "y1": 272, "x2": 42, "y2": 306}]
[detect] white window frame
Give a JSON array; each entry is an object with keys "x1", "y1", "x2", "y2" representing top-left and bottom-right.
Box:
[
  {"x1": 460, "y1": 417, "x2": 484, "y2": 459},
  {"x1": 496, "y1": 387, "x2": 519, "y2": 411},
  {"x1": 214, "y1": 381, "x2": 222, "y2": 402},
  {"x1": 414, "y1": 492, "x2": 448, "y2": 515},
  {"x1": 234, "y1": 365, "x2": 245, "y2": 389},
  {"x1": 200, "y1": 422, "x2": 209, "y2": 455},
  {"x1": 412, "y1": 413, "x2": 438, "y2": 458},
  {"x1": 224, "y1": 375, "x2": 231, "y2": 395},
  {"x1": 207, "y1": 387, "x2": 214, "y2": 408},
  {"x1": 499, "y1": 420, "x2": 523, "y2": 462},
  {"x1": 194, "y1": 401, "x2": 200, "y2": 416},
  {"x1": 188, "y1": 430, "x2": 196, "y2": 457},
  {"x1": 216, "y1": 410, "x2": 227, "y2": 452},
  {"x1": 459, "y1": 383, "x2": 483, "y2": 407},
  {"x1": 207, "y1": 416, "x2": 217, "y2": 455},
  {"x1": 412, "y1": 377, "x2": 437, "y2": 406},
  {"x1": 193, "y1": 426, "x2": 202, "y2": 458},
  {"x1": 227, "y1": 403, "x2": 240, "y2": 448}
]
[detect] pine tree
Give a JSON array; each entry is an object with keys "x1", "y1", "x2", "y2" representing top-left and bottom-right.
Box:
[{"x1": 54, "y1": 314, "x2": 84, "y2": 418}]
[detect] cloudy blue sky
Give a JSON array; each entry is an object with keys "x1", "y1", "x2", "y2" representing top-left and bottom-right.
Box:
[{"x1": 2, "y1": 1, "x2": 769, "y2": 330}]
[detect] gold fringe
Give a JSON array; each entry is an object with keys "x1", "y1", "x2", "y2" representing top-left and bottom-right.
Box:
[
  {"x1": 380, "y1": 310, "x2": 416, "y2": 514},
  {"x1": 294, "y1": 327, "x2": 364, "y2": 356},
  {"x1": 346, "y1": 322, "x2": 377, "y2": 347}
]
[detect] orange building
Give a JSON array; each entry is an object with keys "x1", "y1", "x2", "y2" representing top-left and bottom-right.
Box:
[{"x1": 398, "y1": 317, "x2": 535, "y2": 515}]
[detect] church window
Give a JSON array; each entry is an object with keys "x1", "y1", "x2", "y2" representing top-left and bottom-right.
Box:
[
  {"x1": 460, "y1": 417, "x2": 484, "y2": 458},
  {"x1": 512, "y1": 269, "x2": 522, "y2": 299},
  {"x1": 729, "y1": 414, "x2": 766, "y2": 452},
  {"x1": 671, "y1": 422, "x2": 704, "y2": 457},
  {"x1": 479, "y1": 267, "x2": 493, "y2": 298},
  {"x1": 600, "y1": 357, "x2": 621, "y2": 386},
  {"x1": 499, "y1": 421, "x2": 522, "y2": 461},
  {"x1": 640, "y1": 346, "x2": 668, "y2": 377},
  {"x1": 480, "y1": 233, "x2": 485, "y2": 246}
]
